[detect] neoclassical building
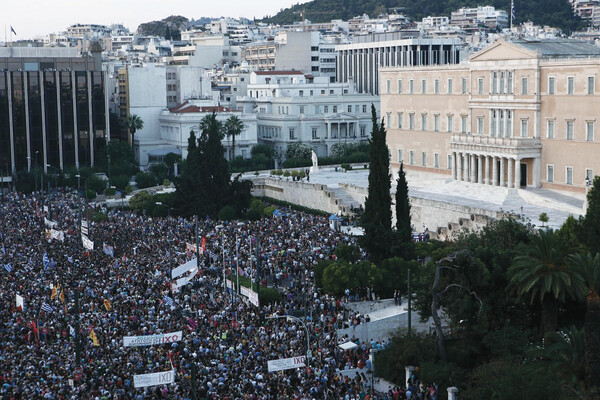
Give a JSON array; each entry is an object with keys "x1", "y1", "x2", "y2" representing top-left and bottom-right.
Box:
[{"x1": 381, "y1": 38, "x2": 600, "y2": 193}]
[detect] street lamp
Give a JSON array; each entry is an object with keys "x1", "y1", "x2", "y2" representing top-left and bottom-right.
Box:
[
  {"x1": 366, "y1": 369, "x2": 374, "y2": 397},
  {"x1": 266, "y1": 315, "x2": 311, "y2": 364}
]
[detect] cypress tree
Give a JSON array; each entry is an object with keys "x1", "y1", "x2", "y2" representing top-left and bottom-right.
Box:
[
  {"x1": 580, "y1": 176, "x2": 600, "y2": 254},
  {"x1": 394, "y1": 162, "x2": 414, "y2": 259},
  {"x1": 360, "y1": 104, "x2": 393, "y2": 264},
  {"x1": 174, "y1": 130, "x2": 202, "y2": 216}
]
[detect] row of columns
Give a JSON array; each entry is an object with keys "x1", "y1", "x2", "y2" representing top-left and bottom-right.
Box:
[{"x1": 451, "y1": 152, "x2": 523, "y2": 188}]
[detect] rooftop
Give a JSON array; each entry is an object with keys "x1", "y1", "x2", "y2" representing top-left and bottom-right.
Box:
[{"x1": 512, "y1": 38, "x2": 600, "y2": 58}]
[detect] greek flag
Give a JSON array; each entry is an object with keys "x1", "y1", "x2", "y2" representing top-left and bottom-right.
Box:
[
  {"x1": 163, "y1": 295, "x2": 174, "y2": 307},
  {"x1": 41, "y1": 302, "x2": 53, "y2": 313},
  {"x1": 4, "y1": 263, "x2": 12, "y2": 273},
  {"x1": 43, "y1": 253, "x2": 50, "y2": 269},
  {"x1": 511, "y1": 0, "x2": 516, "y2": 23}
]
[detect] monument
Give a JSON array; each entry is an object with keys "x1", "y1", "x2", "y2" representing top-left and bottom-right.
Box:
[{"x1": 310, "y1": 150, "x2": 319, "y2": 174}]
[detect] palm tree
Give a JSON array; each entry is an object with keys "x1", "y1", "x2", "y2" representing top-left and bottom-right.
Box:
[
  {"x1": 508, "y1": 229, "x2": 583, "y2": 335},
  {"x1": 126, "y1": 114, "x2": 144, "y2": 147},
  {"x1": 568, "y1": 252, "x2": 600, "y2": 389},
  {"x1": 224, "y1": 116, "x2": 244, "y2": 161},
  {"x1": 533, "y1": 326, "x2": 586, "y2": 388}
]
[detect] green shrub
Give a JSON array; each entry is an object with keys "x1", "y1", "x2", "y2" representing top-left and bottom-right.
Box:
[
  {"x1": 152, "y1": 204, "x2": 169, "y2": 218},
  {"x1": 299, "y1": 170, "x2": 306, "y2": 179},
  {"x1": 244, "y1": 208, "x2": 263, "y2": 221},
  {"x1": 90, "y1": 211, "x2": 109, "y2": 223},
  {"x1": 283, "y1": 158, "x2": 311, "y2": 168},
  {"x1": 276, "y1": 169, "x2": 283, "y2": 176},
  {"x1": 341, "y1": 163, "x2": 351, "y2": 171},
  {"x1": 129, "y1": 190, "x2": 150, "y2": 211},
  {"x1": 236, "y1": 276, "x2": 281, "y2": 305},
  {"x1": 87, "y1": 174, "x2": 107, "y2": 194},
  {"x1": 263, "y1": 205, "x2": 277, "y2": 216},
  {"x1": 283, "y1": 170, "x2": 291, "y2": 178},
  {"x1": 104, "y1": 187, "x2": 116, "y2": 196},
  {"x1": 135, "y1": 172, "x2": 156, "y2": 189},
  {"x1": 125, "y1": 184, "x2": 133, "y2": 194},
  {"x1": 110, "y1": 174, "x2": 130, "y2": 190},
  {"x1": 85, "y1": 189, "x2": 97, "y2": 200},
  {"x1": 217, "y1": 205, "x2": 236, "y2": 221},
  {"x1": 270, "y1": 170, "x2": 277, "y2": 175}
]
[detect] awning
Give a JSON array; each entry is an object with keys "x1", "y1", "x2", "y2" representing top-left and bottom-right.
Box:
[{"x1": 338, "y1": 341, "x2": 358, "y2": 350}]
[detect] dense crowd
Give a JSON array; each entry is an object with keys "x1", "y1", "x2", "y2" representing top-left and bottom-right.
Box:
[{"x1": 0, "y1": 189, "x2": 389, "y2": 400}]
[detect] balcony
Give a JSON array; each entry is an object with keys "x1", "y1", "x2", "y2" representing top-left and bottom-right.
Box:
[{"x1": 449, "y1": 133, "x2": 542, "y2": 159}]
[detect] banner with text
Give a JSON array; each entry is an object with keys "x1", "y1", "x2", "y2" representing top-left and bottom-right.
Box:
[
  {"x1": 267, "y1": 356, "x2": 306, "y2": 372},
  {"x1": 81, "y1": 234, "x2": 94, "y2": 250},
  {"x1": 50, "y1": 229, "x2": 65, "y2": 242},
  {"x1": 174, "y1": 267, "x2": 198, "y2": 288},
  {"x1": 134, "y1": 369, "x2": 176, "y2": 388},
  {"x1": 44, "y1": 218, "x2": 57, "y2": 229},
  {"x1": 171, "y1": 258, "x2": 197, "y2": 279},
  {"x1": 123, "y1": 331, "x2": 183, "y2": 347}
]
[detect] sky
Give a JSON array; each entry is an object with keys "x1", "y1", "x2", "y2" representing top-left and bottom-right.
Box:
[{"x1": 2, "y1": 0, "x2": 310, "y2": 40}]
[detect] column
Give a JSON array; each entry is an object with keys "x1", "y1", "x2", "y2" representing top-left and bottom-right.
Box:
[
  {"x1": 533, "y1": 157, "x2": 541, "y2": 188},
  {"x1": 72, "y1": 70, "x2": 79, "y2": 170},
  {"x1": 464, "y1": 153, "x2": 470, "y2": 182},
  {"x1": 457, "y1": 153, "x2": 463, "y2": 181},
  {"x1": 508, "y1": 158, "x2": 514, "y2": 188},
  {"x1": 451, "y1": 152, "x2": 457, "y2": 180},
  {"x1": 24, "y1": 72, "x2": 31, "y2": 171},
  {"x1": 492, "y1": 156, "x2": 498, "y2": 186},
  {"x1": 326, "y1": 122, "x2": 330, "y2": 139},
  {"x1": 87, "y1": 71, "x2": 94, "y2": 167},
  {"x1": 40, "y1": 71, "x2": 48, "y2": 174},
  {"x1": 485, "y1": 155, "x2": 491, "y2": 185},
  {"x1": 500, "y1": 157, "x2": 506, "y2": 187},
  {"x1": 7, "y1": 72, "x2": 16, "y2": 173},
  {"x1": 56, "y1": 71, "x2": 64, "y2": 170},
  {"x1": 515, "y1": 158, "x2": 521, "y2": 188},
  {"x1": 470, "y1": 153, "x2": 477, "y2": 183}
]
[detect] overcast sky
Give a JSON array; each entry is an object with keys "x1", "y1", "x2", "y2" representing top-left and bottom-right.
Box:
[{"x1": 2, "y1": 0, "x2": 309, "y2": 40}]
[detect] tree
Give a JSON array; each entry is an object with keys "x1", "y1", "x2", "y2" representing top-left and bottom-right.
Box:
[
  {"x1": 126, "y1": 114, "x2": 144, "y2": 147},
  {"x1": 569, "y1": 252, "x2": 600, "y2": 389},
  {"x1": 96, "y1": 141, "x2": 138, "y2": 178},
  {"x1": 224, "y1": 116, "x2": 244, "y2": 161},
  {"x1": 539, "y1": 212, "x2": 549, "y2": 227},
  {"x1": 580, "y1": 176, "x2": 600, "y2": 255},
  {"x1": 359, "y1": 104, "x2": 393, "y2": 264},
  {"x1": 395, "y1": 162, "x2": 413, "y2": 259},
  {"x1": 508, "y1": 229, "x2": 584, "y2": 335}
]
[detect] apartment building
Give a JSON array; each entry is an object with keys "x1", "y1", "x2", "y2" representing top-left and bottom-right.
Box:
[{"x1": 381, "y1": 38, "x2": 600, "y2": 193}]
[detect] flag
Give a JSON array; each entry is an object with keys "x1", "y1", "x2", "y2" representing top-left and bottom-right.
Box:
[
  {"x1": 10, "y1": 26, "x2": 16, "y2": 35},
  {"x1": 68, "y1": 255, "x2": 74, "y2": 264},
  {"x1": 51, "y1": 287, "x2": 58, "y2": 300},
  {"x1": 43, "y1": 253, "x2": 50, "y2": 269},
  {"x1": 103, "y1": 299, "x2": 111, "y2": 312},
  {"x1": 163, "y1": 295, "x2": 174, "y2": 307},
  {"x1": 41, "y1": 302, "x2": 53, "y2": 313},
  {"x1": 511, "y1": 0, "x2": 516, "y2": 23},
  {"x1": 59, "y1": 290, "x2": 65, "y2": 303},
  {"x1": 16, "y1": 294, "x2": 24, "y2": 311},
  {"x1": 89, "y1": 329, "x2": 99, "y2": 346},
  {"x1": 69, "y1": 325, "x2": 76, "y2": 337},
  {"x1": 4, "y1": 263, "x2": 12, "y2": 273},
  {"x1": 103, "y1": 243, "x2": 114, "y2": 257},
  {"x1": 32, "y1": 321, "x2": 39, "y2": 342}
]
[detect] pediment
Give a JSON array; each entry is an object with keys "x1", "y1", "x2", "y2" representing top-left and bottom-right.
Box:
[{"x1": 469, "y1": 40, "x2": 538, "y2": 62}]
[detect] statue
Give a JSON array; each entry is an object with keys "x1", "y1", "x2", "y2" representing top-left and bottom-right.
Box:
[{"x1": 310, "y1": 150, "x2": 319, "y2": 174}]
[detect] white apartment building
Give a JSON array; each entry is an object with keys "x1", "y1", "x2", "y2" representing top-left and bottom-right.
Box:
[
  {"x1": 450, "y1": 6, "x2": 509, "y2": 29},
  {"x1": 237, "y1": 71, "x2": 378, "y2": 159}
]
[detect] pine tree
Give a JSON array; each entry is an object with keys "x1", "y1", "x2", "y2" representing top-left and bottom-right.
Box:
[
  {"x1": 360, "y1": 104, "x2": 393, "y2": 264},
  {"x1": 581, "y1": 176, "x2": 600, "y2": 255},
  {"x1": 395, "y1": 162, "x2": 414, "y2": 259}
]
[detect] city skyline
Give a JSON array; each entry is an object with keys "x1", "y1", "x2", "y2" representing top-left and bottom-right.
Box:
[{"x1": 2, "y1": 0, "x2": 310, "y2": 40}]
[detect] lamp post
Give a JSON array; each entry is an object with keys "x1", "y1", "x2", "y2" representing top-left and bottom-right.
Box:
[
  {"x1": 266, "y1": 315, "x2": 311, "y2": 365},
  {"x1": 366, "y1": 369, "x2": 374, "y2": 397}
]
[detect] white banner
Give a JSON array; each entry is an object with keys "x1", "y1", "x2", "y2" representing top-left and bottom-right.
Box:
[
  {"x1": 50, "y1": 229, "x2": 65, "y2": 242},
  {"x1": 267, "y1": 356, "x2": 306, "y2": 372},
  {"x1": 44, "y1": 218, "x2": 58, "y2": 228},
  {"x1": 249, "y1": 290, "x2": 259, "y2": 307},
  {"x1": 81, "y1": 234, "x2": 94, "y2": 250},
  {"x1": 43, "y1": 205, "x2": 48, "y2": 213},
  {"x1": 175, "y1": 267, "x2": 198, "y2": 288},
  {"x1": 226, "y1": 279, "x2": 233, "y2": 290},
  {"x1": 16, "y1": 294, "x2": 24, "y2": 311},
  {"x1": 171, "y1": 258, "x2": 197, "y2": 279},
  {"x1": 123, "y1": 331, "x2": 183, "y2": 347},
  {"x1": 134, "y1": 370, "x2": 176, "y2": 388}
]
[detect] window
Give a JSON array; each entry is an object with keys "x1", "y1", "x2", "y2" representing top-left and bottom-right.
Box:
[
  {"x1": 587, "y1": 121, "x2": 594, "y2": 142},
  {"x1": 289, "y1": 129, "x2": 296, "y2": 140},
  {"x1": 299, "y1": 90, "x2": 304, "y2": 97},
  {"x1": 462, "y1": 77, "x2": 467, "y2": 94},
  {"x1": 434, "y1": 115, "x2": 440, "y2": 132},
  {"x1": 447, "y1": 154, "x2": 453, "y2": 170},
  {"x1": 397, "y1": 113, "x2": 403, "y2": 129},
  {"x1": 507, "y1": 71, "x2": 513, "y2": 94},
  {"x1": 329, "y1": 89, "x2": 334, "y2": 95},
  {"x1": 447, "y1": 115, "x2": 453, "y2": 133},
  {"x1": 499, "y1": 71, "x2": 505, "y2": 94},
  {"x1": 567, "y1": 77, "x2": 574, "y2": 95},
  {"x1": 507, "y1": 111, "x2": 513, "y2": 137},
  {"x1": 448, "y1": 78, "x2": 453, "y2": 94},
  {"x1": 549, "y1": 77, "x2": 555, "y2": 94},
  {"x1": 299, "y1": 106, "x2": 304, "y2": 114},
  {"x1": 566, "y1": 167, "x2": 573, "y2": 185},
  {"x1": 409, "y1": 79, "x2": 414, "y2": 94},
  {"x1": 461, "y1": 116, "x2": 467, "y2": 133},
  {"x1": 321, "y1": 90, "x2": 325, "y2": 94},
  {"x1": 586, "y1": 169, "x2": 594, "y2": 183},
  {"x1": 547, "y1": 120, "x2": 555, "y2": 139},
  {"x1": 398, "y1": 149, "x2": 403, "y2": 162},
  {"x1": 477, "y1": 117, "x2": 484, "y2": 134},
  {"x1": 386, "y1": 113, "x2": 391, "y2": 128},
  {"x1": 362, "y1": 104, "x2": 367, "y2": 113},
  {"x1": 520, "y1": 119, "x2": 528, "y2": 138},
  {"x1": 522, "y1": 77, "x2": 528, "y2": 95},
  {"x1": 409, "y1": 114, "x2": 415, "y2": 130},
  {"x1": 491, "y1": 110, "x2": 497, "y2": 137},
  {"x1": 324, "y1": 106, "x2": 329, "y2": 113},
  {"x1": 588, "y1": 76, "x2": 595, "y2": 95},
  {"x1": 421, "y1": 114, "x2": 427, "y2": 131},
  {"x1": 434, "y1": 153, "x2": 439, "y2": 168},
  {"x1": 492, "y1": 71, "x2": 497, "y2": 94},
  {"x1": 499, "y1": 110, "x2": 504, "y2": 137},
  {"x1": 422, "y1": 152, "x2": 427, "y2": 166},
  {"x1": 434, "y1": 79, "x2": 439, "y2": 94},
  {"x1": 312, "y1": 128, "x2": 318, "y2": 139},
  {"x1": 409, "y1": 150, "x2": 415, "y2": 165},
  {"x1": 397, "y1": 79, "x2": 402, "y2": 94},
  {"x1": 314, "y1": 106, "x2": 320, "y2": 114},
  {"x1": 547, "y1": 165, "x2": 554, "y2": 183},
  {"x1": 310, "y1": 90, "x2": 313, "y2": 96},
  {"x1": 348, "y1": 105, "x2": 352, "y2": 112},
  {"x1": 421, "y1": 79, "x2": 426, "y2": 94},
  {"x1": 386, "y1": 79, "x2": 391, "y2": 94},
  {"x1": 360, "y1": 126, "x2": 366, "y2": 137},
  {"x1": 333, "y1": 106, "x2": 337, "y2": 113},
  {"x1": 478, "y1": 78, "x2": 484, "y2": 95},
  {"x1": 567, "y1": 121, "x2": 574, "y2": 140}
]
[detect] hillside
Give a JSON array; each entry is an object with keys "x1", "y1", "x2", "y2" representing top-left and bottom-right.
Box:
[
  {"x1": 263, "y1": 0, "x2": 585, "y2": 34},
  {"x1": 137, "y1": 15, "x2": 189, "y2": 39}
]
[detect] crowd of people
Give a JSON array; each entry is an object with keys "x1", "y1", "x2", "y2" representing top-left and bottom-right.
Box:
[{"x1": 0, "y1": 188, "x2": 398, "y2": 400}]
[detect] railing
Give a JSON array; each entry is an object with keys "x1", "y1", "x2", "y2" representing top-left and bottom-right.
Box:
[{"x1": 450, "y1": 133, "x2": 541, "y2": 148}]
